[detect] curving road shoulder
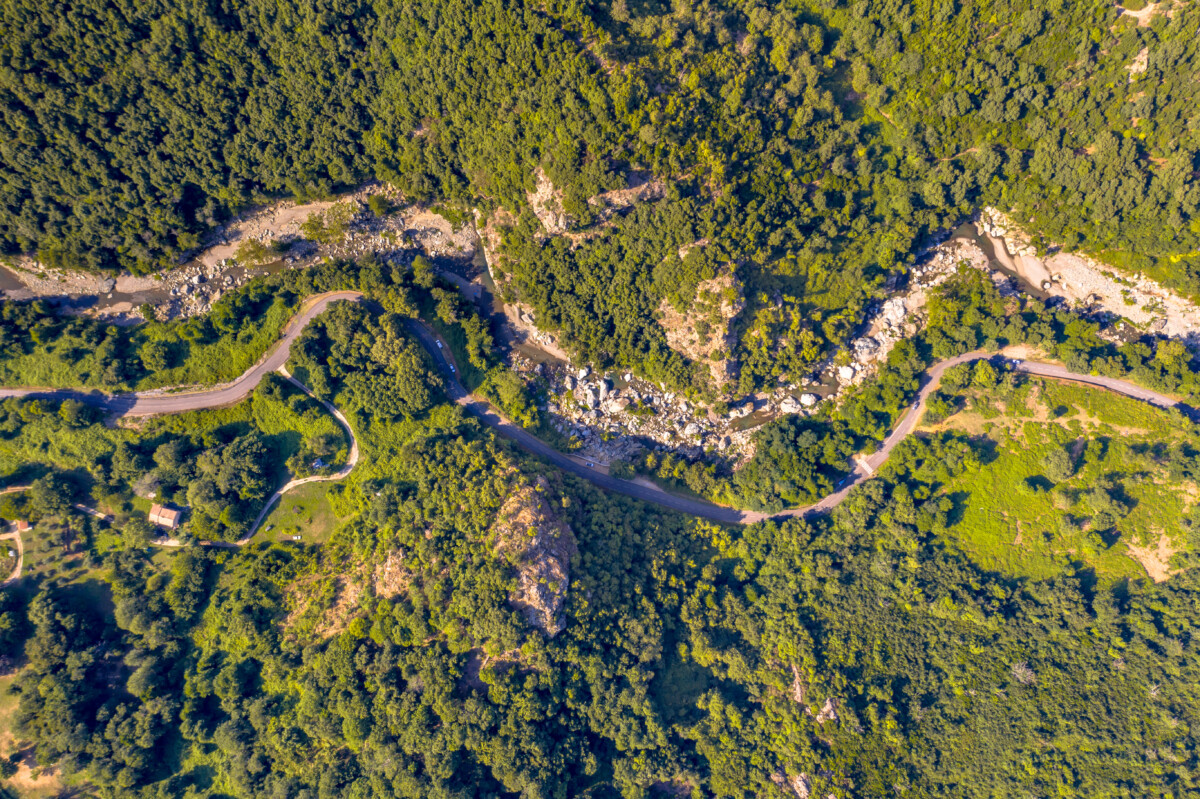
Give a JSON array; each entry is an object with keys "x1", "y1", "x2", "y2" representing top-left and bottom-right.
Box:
[
  {"x1": 0, "y1": 290, "x2": 365, "y2": 416},
  {"x1": 0, "y1": 291, "x2": 1192, "y2": 541},
  {"x1": 241, "y1": 367, "x2": 360, "y2": 541},
  {"x1": 407, "y1": 327, "x2": 1192, "y2": 524}
]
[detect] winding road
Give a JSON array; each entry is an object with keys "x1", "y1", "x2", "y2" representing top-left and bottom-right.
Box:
[
  {"x1": 0, "y1": 291, "x2": 365, "y2": 416},
  {"x1": 0, "y1": 290, "x2": 1192, "y2": 568},
  {"x1": 407, "y1": 322, "x2": 1192, "y2": 524}
]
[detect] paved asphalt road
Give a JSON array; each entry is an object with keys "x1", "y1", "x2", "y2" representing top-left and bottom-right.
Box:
[
  {"x1": 0, "y1": 291, "x2": 364, "y2": 415},
  {"x1": 0, "y1": 291, "x2": 1190, "y2": 528},
  {"x1": 407, "y1": 327, "x2": 1192, "y2": 524}
]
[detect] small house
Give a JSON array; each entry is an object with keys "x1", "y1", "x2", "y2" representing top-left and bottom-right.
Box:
[
  {"x1": 13, "y1": 520, "x2": 30, "y2": 532},
  {"x1": 149, "y1": 504, "x2": 182, "y2": 530}
]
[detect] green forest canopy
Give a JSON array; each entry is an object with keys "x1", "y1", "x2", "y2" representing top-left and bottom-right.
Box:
[
  {"x1": 2, "y1": 0, "x2": 1198, "y2": 391},
  {"x1": 4, "y1": 1, "x2": 1200, "y2": 796}
]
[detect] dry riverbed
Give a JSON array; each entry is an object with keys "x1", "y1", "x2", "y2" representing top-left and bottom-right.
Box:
[
  {"x1": 4, "y1": 178, "x2": 1200, "y2": 476},
  {"x1": 978, "y1": 207, "x2": 1200, "y2": 342}
]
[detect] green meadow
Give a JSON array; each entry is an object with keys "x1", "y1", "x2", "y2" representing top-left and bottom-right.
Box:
[{"x1": 920, "y1": 376, "x2": 1197, "y2": 582}]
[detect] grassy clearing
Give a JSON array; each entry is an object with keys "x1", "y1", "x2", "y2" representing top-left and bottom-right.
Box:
[
  {"x1": 139, "y1": 382, "x2": 347, "y2": 476},
  {"x1": 0, "y1": 669, "x2": 77, "y2": 799},
  {"x1": 258, "y1": 481, "x2": 339, "y2": 546},
  {"x1": 0, "y1": 674, "x2": 16, "y2": 737},
  {"x1": 134, "y1": 298, "x2": 297, "y2": 390},
  {"x1": 0, "y1": 410, "x2": 129, "y2": 484},
  {"x1": 918, "y1": 377, "x2": 1196, "y2": 582}
]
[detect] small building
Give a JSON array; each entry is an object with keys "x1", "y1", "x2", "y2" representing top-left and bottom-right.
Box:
[
  {"x1": 148, "y1": 504, "x2": 182, "y2": 530},
  {"x1": 13, "y1": 520, "x2": 30, "y2": 532}
]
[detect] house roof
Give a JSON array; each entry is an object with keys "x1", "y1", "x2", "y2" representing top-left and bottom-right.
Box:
[{"x1": 149, "y1": 504, "x2": 182, "y2": 527}]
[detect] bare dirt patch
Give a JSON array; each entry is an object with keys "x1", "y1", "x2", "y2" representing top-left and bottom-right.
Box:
[
  {"x1": 1127, "y1": 531, "x2": 1181, "y2": 582},
  {"x1": 373, "y1": 550, "x2": 413, "y2": 599},
  {"x1": 999, "y1": 343, "x2": 1049, "y2": 362},
  {"x1": 284, "y1": 571, "x2": 363, "y2": 639},
  {"x1": 0, "y1": 731, "x2": 68, "y2": 798},
  {"x1": 1127, "y1": 46, "x2": 1150, "y2": 76},
  {"x1": 1117, "y1": 1, "x2": 1172, "y2": 27},
  {"x1": 588, "y1": 172, "x2": 666, "y2": 213},
  {"x1": 198, "y1": 197, "x2": 341, "y2": 269},
  {"x1": 527, "y1": 168, "x2": 569, "y2": 234}
]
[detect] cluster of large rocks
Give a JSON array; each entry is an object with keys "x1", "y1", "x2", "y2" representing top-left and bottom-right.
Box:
[
  {"x1": 529, "y1": 359, "x2": 755, "y2": 462},
  {"x1": 980, "y1": 208, "x2": 1039, "y2": 258}
]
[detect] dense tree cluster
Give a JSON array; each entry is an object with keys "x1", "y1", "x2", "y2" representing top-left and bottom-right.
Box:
[
  {"x1": 10, "y1": 400, "x2": 1200, "y2": 797},
  {"x1": 291, "y1": 301, "x2": 441, "y2": 422},
  {"x1": 2, "y1": 0, "x2": 1196, "y2": 393},
  {"x1": 3, "y1": 1, "x2": 1200, "y2": 792},
  {"x1": 0, "y1": 370, "x2": 348, "y2": 542}
]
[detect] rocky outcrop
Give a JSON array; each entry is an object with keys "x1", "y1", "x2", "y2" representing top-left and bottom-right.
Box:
[
  {"x1": 527, "y1": 168, "x2": 570, "y2": 234},
  {"x1": 657, "y1": 272, "x2": 745, "y2": 386},
  {"x1": 492, "y1": 477, "x2": 578, "y2": 636}
]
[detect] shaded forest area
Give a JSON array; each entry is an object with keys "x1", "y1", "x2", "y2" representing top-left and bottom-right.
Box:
[
  {"x1": 3, "y1": 259, "x2": 1200, "y2": 797},
  {"x1": 1, "y1": 0, "x2": 1197, "y2": 391}
]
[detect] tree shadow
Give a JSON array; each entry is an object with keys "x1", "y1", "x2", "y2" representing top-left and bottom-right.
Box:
[
  {"x1": 944, "y1": 490, "x2": 971, "y2": 527},
  {"x1": 1025, "y1": 475, "x2": 1054, "y2": 493}
]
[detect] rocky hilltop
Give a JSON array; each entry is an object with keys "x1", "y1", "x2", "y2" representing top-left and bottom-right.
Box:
[{"x1": 491, "y1": 477, "x2": 578, "y2": 637}]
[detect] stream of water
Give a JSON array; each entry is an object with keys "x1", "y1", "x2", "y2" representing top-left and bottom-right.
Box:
[{"x1": 948, "y1": 221, "x2": 1052, "y2": 301}]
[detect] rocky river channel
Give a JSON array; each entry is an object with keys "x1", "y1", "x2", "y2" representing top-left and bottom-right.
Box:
[{"x1": 5, "y1": 197, "x2": 1200, "y2": 471}]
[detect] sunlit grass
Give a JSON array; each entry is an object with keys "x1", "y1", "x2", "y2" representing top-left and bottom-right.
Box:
[{"x1": 920, "y1": 377, "x2": 1195, "y2": 582}]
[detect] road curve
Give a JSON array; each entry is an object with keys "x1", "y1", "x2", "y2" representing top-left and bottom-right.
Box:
[
  {"x1": 0, "y1": 485, "x2": 111, "y2": 584},
  {"x1": 0, "y1": 485, "x2": 28, "y2": 585},
  {"x1": 0, "y1": 529, "x2": 22, "y2": 585},
  {"x1": 0, "y1": 290, "x2": 1191, "y2": 535},
  {"x1": 407, "y1": 326, "x2": 1193, "y2": 524},
  {"x1": 0, "y1": 290, "x2": 365, "y2": 416},
  {"x1": 241, "y1": 367, "x2": 360, "y2": 541}
]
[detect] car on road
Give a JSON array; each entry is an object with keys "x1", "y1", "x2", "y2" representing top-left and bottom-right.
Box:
[
  {"x1": 449, "y1": 365, "x2": 455, "y2": 372},
  {"x1": 586, "y1": 462, "x2": 594, "y2": 468},
  {"x1": 436, "y1": 341, "x2": 443, "y2": 349}
]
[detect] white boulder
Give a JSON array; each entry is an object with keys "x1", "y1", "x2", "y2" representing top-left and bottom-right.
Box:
[
  {"x1": 881, "y1": 297, "x2": 906, "y2": 325},
  {"x1": 853, "y1": 337, "x2": 879, "y2": 358},
  {"x1": 604, "y1": 398, "x2": 631, "y2": 414}
]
